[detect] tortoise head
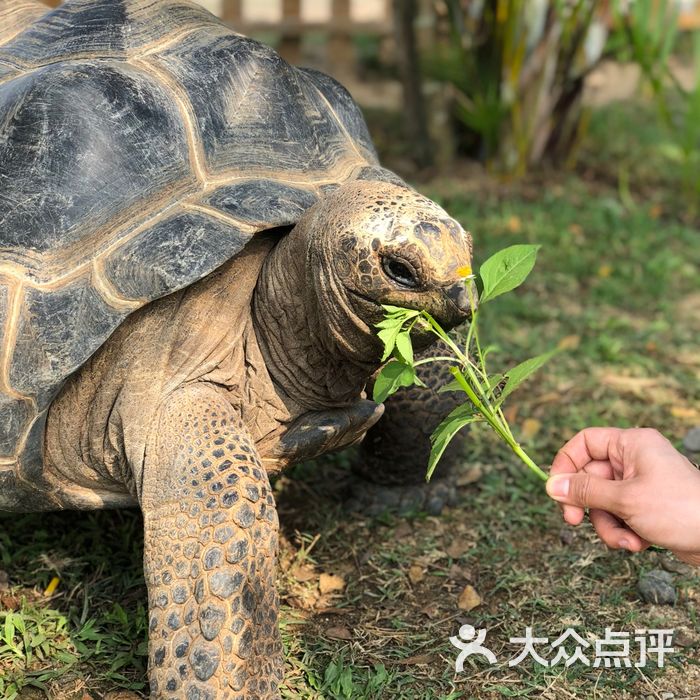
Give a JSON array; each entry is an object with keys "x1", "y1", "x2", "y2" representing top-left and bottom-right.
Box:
[{"x1": 304, "y1": 180, "x2": 475, "y2": 357}]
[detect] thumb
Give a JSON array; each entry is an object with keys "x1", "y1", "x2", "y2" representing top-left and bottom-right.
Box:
[{"x1": 546, "y1": 473, "x2": 625, "y2": 512}]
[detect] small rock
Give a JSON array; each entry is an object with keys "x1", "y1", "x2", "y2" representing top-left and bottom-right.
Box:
[
  {"x1": 658, "y1": 553, "x2": 691, "y2": 576},
  {"x1": 638, "y1": 569, "x2": 676, "y2": 605},
  {"x1": 683, "y1": 426, "x2": 700, "y2": 453},
  {"x1": 559, "y1": 528, "x2": 575, "y2": 546},
  {"x1": 673, "y1": 628, "x2": 696, "y2": 648},
  {"x1": 457, "y1": 584, "x2": 481, "y2": 611}
]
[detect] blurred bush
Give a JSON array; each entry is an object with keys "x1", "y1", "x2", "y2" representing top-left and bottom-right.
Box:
[
  {"x1": 425, "y1": 0, "x2": 609, "y2": 176},
  {"x1": 611, "y1": 0, "x2": 700, "y2": 217}
]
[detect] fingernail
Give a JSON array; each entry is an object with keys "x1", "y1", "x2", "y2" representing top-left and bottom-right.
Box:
[
  {"x1": 618, "y1": 538, "x2": 630, "y2": 550},
  {"x1": 547, "y1": 476, "x2": 570, "y2": 499}
]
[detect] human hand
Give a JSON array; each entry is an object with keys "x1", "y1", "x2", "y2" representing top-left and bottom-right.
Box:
[{"x1": 546, "y1": 427, "x2": 700, "y2": 566}]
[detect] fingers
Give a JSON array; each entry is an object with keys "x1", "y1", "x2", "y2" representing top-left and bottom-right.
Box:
[
  {"x1": 550, "y1": 460, "x2": 615, "y2": 526},
  {"x1": 589, "y1": 509, "x2": 649, "y2": 551},
  {"x1": 546, "y1": 470, "x2": 627, "y2": 514},
  {"x1": 551, "y1": 427, "x2": 625, "y2": 477}
]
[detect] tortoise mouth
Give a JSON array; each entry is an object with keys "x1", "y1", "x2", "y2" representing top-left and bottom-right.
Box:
[{"x1": 347, "y1": 287, "x2": 380, "y2": 307}]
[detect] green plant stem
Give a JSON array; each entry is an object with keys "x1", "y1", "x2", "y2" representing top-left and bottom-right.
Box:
[
  {"x1": 449, "y1": 364, "x2": 547, "y2": 483},
  {"x1": 413, "y1": 356, "x2": 459, "y2": 366},
  {"x1": 511, "y1": 442, "x2": 549, "y2": 482}
]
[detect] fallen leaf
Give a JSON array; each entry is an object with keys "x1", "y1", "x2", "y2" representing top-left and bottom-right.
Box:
[
  {"x1": 326, "y1": 625, "x2": 352, "y2": 640},
  {"x1": 457, "y1": 584, "x2": 482, "y2": 611},
  {"x1": 445, "y1": 540, "x2": 471, "y2": 559},
  {"x1": 599, "y1": 373, "x2": 660, "y2": 397},
  {"x1": 676, "y1": 350, "x2": 700, "y2": 367},
  {"x1": 393, "y1": 521, "x2": 413, "y2": 539},
  {"x1": 503, "y1": 404, "x2": 519, "y2": 423},
  {"x1": 671, "y1": 406, "x2": 700, "y2": 420},
  {"x1": 291, "y1": 565, "x2": 317, "y2": 583},
  {"x1": 0, "y1": 594, "x2": 20, "y2": 610},
  {"x1": 557, "y1": 334, "x2": 580, "y2": 350},
  {"x1": 319, "y1": 573, "x2": 345, "y2": 594},
  {"x1": 449, "y1": 564, "x2": 473, "y2": 581},
  {"x1": 533, "y1": 391, "x2": 564, "y2": 405},
  {"x1": 316, "y1": 606, "x2": 346, "y2": 615},
  {"x1": 397, "y1": 653, "x2": 432, "y2": 665},
  {"x1": 408, "y1": 565, "x2": 425, "y2": 584},
  {"x1": 520, "y1": 418, "x2": 542, "y2": 440},
  {"x1": 421, "y1": 604, "x2": 440, "y2": 619},
  {"x1": 507, "y1": 215, "x2": 522, "y2": 232},
  {"x1": 648, "y1": 203, "x2": 663, "y2": 219},
  {"x1": 456, "y1": 465, "x2": 482, "y2": 487}
]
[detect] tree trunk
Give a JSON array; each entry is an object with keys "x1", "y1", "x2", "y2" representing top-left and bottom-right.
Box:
[{"x1": 392, "y1": 0, "x2": 433, "y2": 169}]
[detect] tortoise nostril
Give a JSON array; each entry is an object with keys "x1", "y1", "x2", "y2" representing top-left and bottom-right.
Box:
[{"x1": 445, "y1": 283, "x2": 473, "y2": 318}]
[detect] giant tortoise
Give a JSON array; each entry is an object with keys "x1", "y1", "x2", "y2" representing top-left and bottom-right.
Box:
[{"x1": 0, "y1": 0, "x2": 474, "y2": 697}]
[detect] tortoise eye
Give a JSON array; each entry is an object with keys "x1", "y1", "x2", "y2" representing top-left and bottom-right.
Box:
[{"x1": 382, "y1": 256, "x2": 419, "y2": 289}]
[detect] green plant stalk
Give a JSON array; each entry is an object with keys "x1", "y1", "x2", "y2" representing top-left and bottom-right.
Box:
[
  {"x1": 375, "y1": 244, "x2": 552, "y2": 484},
  {"x1": 448, "y1": 365, "x2": 547, "y2": 482},
  {"x1": 422, "y1": 277, "x2": 547, "y2": 481}
]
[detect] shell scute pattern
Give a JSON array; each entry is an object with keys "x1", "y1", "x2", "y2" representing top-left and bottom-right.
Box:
[
  {"x1": 0, "y1": 61, "x2": 191, "y2": 257},
  {"x1": 148, "y1": 30, "x2": 376, "y2": 177},
  {"x1": 0, "y1": 0, "x2": 397, "y2": 505}
]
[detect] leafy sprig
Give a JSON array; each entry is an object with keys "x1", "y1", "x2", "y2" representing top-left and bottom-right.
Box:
[{"x1": 373, "y1": 244, "x2": 556, "y2": 483}]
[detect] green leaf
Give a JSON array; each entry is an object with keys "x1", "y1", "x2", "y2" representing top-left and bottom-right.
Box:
[
  {"x1": 376, "y1": 307, "x2": 420, "y2": 361},
  {"x1": 381, "y1": 305, "x2": 420, "y2": 319},
  {"x1": 479, "y1": 244, "x2": 540, "y2": 303},
  {"x1": 377, "y1": 326, "x2": 402, "y2": 362},
  {"x1": 498, "y1": 349, "x2": 558, "y2": 404},
  {"x1": 426, "y1": 403, "x2": 479, "y2": 480},
  {"x1": 437, "y1": 378, "x2": 463, "y2": 394},
  {"x1": 394, "y1": 330, "x2": 414, "y2": 365},
  {"x1": 374, "y1": 317, "x2": 402, "y2": 329},
  {"x1": 373, "y1": 361, "x2": 418, "y2": 403}
]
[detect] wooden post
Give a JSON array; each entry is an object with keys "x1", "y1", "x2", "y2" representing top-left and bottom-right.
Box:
[
  {"x1": 279, "y1": 0, "x2": 301, "y2": 66},
  {"x1": 328, "y1": 0, "x2": 354, "y2": 80},
  {"x1": 221, "y1": 0, "x2": 242, "y2": 26},
  {"x1": 392, "y1": 0, "x2": 433, "y2": 168}
]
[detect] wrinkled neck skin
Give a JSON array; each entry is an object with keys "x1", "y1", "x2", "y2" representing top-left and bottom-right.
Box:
[{"x1": 252, "y1": 217, "x2": 382, "y2": 412}]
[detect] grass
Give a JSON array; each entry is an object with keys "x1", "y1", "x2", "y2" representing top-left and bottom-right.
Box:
[{"x1": 1, "y1": 99, "x2": 699, "y2": 699}]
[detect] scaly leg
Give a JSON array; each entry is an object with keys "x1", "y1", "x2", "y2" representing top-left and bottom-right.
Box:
[{"x1": 140, "y1": 384, "x2": 282, "y2": 699}]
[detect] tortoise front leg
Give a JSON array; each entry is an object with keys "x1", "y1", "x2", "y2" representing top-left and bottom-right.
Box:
[{"x1": 141, "y1": 385, "x2": 282, "y2": 700}]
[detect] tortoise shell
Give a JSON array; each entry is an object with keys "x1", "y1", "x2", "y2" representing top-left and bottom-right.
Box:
[{"x1": 0, "y1": 0, "x2": 399, "y2": 504}]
